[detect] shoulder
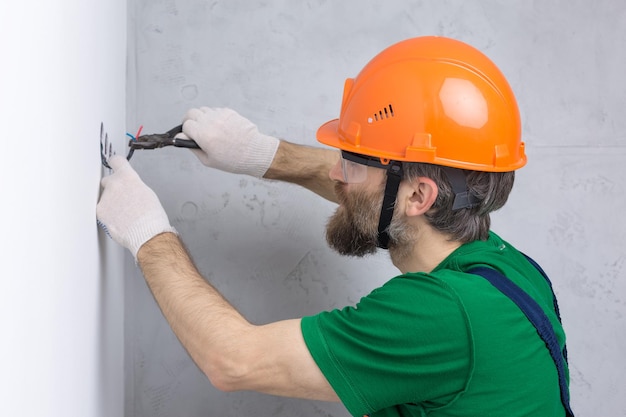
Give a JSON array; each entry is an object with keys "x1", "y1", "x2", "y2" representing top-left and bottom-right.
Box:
[
  {"x1": 301, "y1": 273, "x2": 475, "y2": 415},
  {"x1": 303, "y1": 271, "x2": 474, "y2": 351}
]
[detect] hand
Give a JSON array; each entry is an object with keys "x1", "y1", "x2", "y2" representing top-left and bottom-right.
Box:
[
  {"x1": 181, "y1": 107, "x2": 279, "y2": 177},
  {"x1": 96, "y1": 155, "x2": 176, "y2": 258}
]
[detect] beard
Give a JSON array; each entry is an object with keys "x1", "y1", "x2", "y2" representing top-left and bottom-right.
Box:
[
  {"x1": 326, "y1": 181, "x2": 417, "y2": 260},
  {"x1": 325, "y1": 182, "x2": 383, "y2": 257}
]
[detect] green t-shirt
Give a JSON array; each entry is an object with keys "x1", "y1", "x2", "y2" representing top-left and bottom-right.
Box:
[{"x1": 301, "y1": 232, "x2": 569, "y2": 417}]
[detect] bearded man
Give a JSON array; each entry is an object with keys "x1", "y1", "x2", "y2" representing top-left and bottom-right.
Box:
[{"x1": 97, "y1": 37, "x2": 573, "y2": 417}]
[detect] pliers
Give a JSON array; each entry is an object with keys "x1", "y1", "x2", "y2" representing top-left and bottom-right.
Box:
[
  {"x1": 126, "y1": 124, "x2": 200, "y2": 162},
  {"x1": 130, "y1": 124, "x2": 199, "y2": 150}
]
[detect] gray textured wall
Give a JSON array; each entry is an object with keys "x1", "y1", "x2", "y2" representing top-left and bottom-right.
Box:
[{"x1": 126, "y1": 1, "x2": 626, "y2": 416}]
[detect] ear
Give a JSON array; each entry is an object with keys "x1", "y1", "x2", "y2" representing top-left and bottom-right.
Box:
[{"x1": 402, "y1": 177, "x2": 439, "y2": 217}]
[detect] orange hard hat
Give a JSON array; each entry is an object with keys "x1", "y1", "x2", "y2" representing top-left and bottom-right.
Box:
[{"x1": 317, "y1": 36, "x2": 526, "y2": 172}]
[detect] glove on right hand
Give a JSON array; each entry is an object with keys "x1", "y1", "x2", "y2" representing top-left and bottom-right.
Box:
[{"x1": 181, "y1": 107, "x2": 279, "y2": 178}]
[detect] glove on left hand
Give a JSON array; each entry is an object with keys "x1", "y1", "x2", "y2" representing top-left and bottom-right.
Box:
[{"x1": 96, "y1": 155, "x2": 176, "y2": 259}]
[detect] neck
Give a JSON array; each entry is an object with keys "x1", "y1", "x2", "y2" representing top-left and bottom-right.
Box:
[{"x1": 389, "y1": 222, "x2": 462, "y2": 274}]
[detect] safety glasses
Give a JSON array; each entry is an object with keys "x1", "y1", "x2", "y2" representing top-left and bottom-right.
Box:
[{"x1": 339, "y1": 150, "x2": 390, "y2": 183}]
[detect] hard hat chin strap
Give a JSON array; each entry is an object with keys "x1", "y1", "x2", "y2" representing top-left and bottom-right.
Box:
[{"x1": 377, "y1": 161, "x2": 403, "y2": 249}]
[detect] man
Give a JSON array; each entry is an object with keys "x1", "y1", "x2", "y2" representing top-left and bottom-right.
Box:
[{"x1": 97, "y1": 36, "x2": 573, "y2": 416}]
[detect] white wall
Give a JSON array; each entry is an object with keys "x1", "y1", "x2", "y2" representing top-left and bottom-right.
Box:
[
  {"x1": 123, "y1": 1, "x2": 625, "y2": 417},
  {"x1": 0, "y1": 1, "x2": 126, "y2": 416}
]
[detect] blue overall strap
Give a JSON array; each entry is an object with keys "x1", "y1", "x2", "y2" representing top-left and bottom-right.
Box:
[
  {"x1": 467, "y1": 265, "x2": 574, "y2": 417},
  {"x1": 521, "y1": 254, "x2": 569, "y2": 362}
]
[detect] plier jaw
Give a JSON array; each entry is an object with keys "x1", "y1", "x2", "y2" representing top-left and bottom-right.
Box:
[{"x1": 129, "y1": 134, "x2": 176, "y2": 149}]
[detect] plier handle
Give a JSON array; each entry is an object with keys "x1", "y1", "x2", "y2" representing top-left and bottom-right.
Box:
[{"x1": 129, "y1": 124, "x2": 200, "y2": 150}]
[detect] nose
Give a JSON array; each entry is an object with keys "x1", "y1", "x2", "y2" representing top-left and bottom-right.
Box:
[{"x1": 329, "y1": 158, "x2": 344, "y2": 182}]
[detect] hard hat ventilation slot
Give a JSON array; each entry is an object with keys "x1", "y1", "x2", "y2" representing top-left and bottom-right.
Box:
[{"x1": 368, "y1": 104, "x2": 394, "y2": 123}]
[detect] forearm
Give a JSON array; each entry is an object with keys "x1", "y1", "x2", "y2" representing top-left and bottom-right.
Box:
[
  {"x1": 263, "y1": 140, "x2": 339, "y2": 203},
  {"x1": 136, "y1": 232, "x2": 252, "y2": 389},
  {"x1": 136, "y1": 232, "x2": 339, "y2": 401}
]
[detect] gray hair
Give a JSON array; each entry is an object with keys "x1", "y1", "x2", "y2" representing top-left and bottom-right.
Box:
[{"x1": 401, "y1": 162, "x2": 516, "y2": 243}]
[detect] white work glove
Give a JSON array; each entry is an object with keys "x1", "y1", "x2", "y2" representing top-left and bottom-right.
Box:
[
  {"x1": 96, "y1": 155, "x2": 177, "y2": 259},
  {"x1": 180, "y1": 107, "x2": 279, "y2": 177}
]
